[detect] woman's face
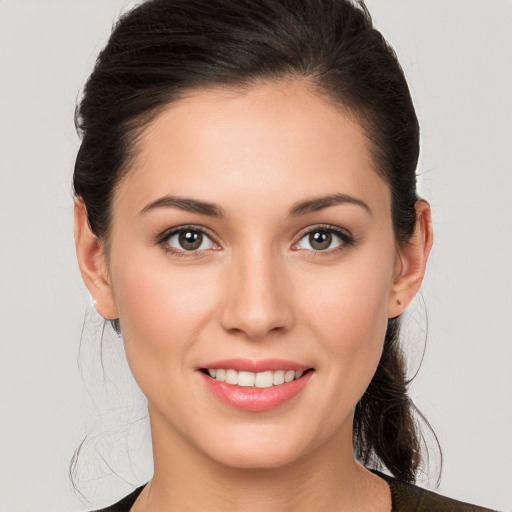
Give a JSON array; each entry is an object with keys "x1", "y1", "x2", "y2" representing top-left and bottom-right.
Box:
[{"x1": 102, "y1": 81, "x2": 404, "y2": 468}]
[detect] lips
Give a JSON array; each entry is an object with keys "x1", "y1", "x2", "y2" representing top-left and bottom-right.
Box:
[{"x1": 199, "y1": 358, "x2": 314, "y2": 411}]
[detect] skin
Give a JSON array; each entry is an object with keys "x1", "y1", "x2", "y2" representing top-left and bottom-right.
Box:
[{"x1": 75, "y1": 80, "x2": 432, "y2": 511}]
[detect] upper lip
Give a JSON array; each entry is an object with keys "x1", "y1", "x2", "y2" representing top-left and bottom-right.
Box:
[{"x1": 200, "y1": 358, "x2": 311, "y2": 373}]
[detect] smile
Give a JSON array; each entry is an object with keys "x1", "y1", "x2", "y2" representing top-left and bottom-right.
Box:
[
  {"x1": 199, "y1": 359, "x2": 314, "y2": 411},
  {"x1": 203, "y1": 368, "x2": 305, "y2": 388}
]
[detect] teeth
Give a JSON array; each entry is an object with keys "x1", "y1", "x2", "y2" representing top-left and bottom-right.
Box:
[
  {"x1": 273, "y1": 370, "x2": 285, "y2": 385},
  {"x1": 209, "y1": 368, "x2": 307, "y2": 388},
  {"x1": 255, "y1": 371, "x2": 273, "y2": 388},
  {"x1": 237, "y1": 371, "x2": 255, "y2": 387},
  {"x1": 225, "y1": 369, "x2": 238, "y2": 385}
]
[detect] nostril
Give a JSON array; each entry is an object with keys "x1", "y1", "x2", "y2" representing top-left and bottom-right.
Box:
[{"x1": 219, "y1": 279, "x2": 294, "y2": 340}]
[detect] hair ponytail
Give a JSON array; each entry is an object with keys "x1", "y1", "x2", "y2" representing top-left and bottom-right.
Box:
[{"x1": 354, "y1": 316, "x2": 440, "y2": 483}]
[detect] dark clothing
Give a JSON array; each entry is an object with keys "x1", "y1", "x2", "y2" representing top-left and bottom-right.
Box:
[
  {"x1": 93, "y1": 473, "x2": 497, "y2": 511},
  {"x1": 378, "y1": 472, "x2": 496, "y2": 511},
  {"x1": 92, "y1": 485, "x2": 143, "y2": 512}
]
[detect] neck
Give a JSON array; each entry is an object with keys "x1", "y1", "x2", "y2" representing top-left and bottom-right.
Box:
[{"x1": 132, "y1": 407, "x2": 391, "y2": 512}]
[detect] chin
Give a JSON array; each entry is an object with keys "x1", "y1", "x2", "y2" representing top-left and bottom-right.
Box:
[
  {"x1": 211, "y1": 445, "x2": 304, "y2": 470},
  {"x1": 197, "y1": 424, "x2": 321, "y2": 471}
]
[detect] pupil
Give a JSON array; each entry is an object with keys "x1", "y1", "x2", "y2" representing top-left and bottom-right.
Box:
[
  {"x1": 310, "y1": 231, "x2": 331, "y2": 250},
  {"x1": 179, "y1": 230, "x2": 202, "y2": 250}
]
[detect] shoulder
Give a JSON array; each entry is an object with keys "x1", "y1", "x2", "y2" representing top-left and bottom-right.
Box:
[
  {"x1": 89, "y1": 484, "x2": 146, "y2": 512},
  {"x1": 377, "y1": 472, "x2": 498, "y2": 512}
]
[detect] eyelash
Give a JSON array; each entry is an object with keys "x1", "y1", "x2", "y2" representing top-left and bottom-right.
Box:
[
  {"x1": 157, "y1": 225, "x2": 219, "y2": 259},
  {"x1": 157, "y1": 224, "x2": 356, "y2": 258},
  {"x1": 292, "y1": 224, "x2": 356, "y2": 256}
]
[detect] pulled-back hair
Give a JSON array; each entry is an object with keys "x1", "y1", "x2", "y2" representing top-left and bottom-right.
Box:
[{"x1": 74, "y1": 0, "x2": 433, "y2": 484}]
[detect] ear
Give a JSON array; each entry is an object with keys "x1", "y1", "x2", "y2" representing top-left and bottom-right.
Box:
[
  {"x1": 388, "y1": 199, "x2": 433, "y2": 318},
  {"x1": 74, "y1": 197, "x2": 118, "y2": 320}
]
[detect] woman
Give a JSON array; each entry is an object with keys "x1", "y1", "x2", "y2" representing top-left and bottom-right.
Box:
[{"x1": 72, "y1": 0, "x2": 496, "y2": 510}]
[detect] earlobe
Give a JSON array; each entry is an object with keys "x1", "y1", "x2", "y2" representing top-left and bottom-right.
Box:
[
  {"x1": 74, "y1": 198, "x2": 118, "y2": 320},
  {"x1": 388, "y1": 200, "x2": 433, "y2": 318}
]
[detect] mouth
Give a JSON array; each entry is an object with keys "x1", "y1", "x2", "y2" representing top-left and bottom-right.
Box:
[
  {"x1": 200, "y1": 368, "x2": 313, "y2": 388},
  {"x1": 198, "y1": 359, "x2": 315, "y2": 411}
]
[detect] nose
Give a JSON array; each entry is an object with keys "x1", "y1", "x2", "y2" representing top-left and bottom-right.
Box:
[{"x1": 219, "y1": 246, "x2": 294, "y2": 341}]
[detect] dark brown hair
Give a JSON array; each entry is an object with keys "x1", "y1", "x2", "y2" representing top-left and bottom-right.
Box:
[{"x1": 74, "y1": 0, "x2": 435, "y2": 484}]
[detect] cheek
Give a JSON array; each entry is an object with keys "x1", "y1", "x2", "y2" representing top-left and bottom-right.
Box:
[
  {"x1": 306, "y1": 252, "x2": 393, "y2": 335},
  {"x1": 299, "y1": 249, "x2": 396, "y2": 392},
  {"x1": 108, "y1": 252, "x2": 218, "y2": 384}
]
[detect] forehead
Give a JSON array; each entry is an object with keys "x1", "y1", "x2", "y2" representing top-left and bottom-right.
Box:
[{"x1": 115, "y1": 80, "x2": 390, "y2": 218}]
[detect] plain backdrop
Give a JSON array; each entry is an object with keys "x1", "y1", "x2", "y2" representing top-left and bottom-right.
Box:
[{"x1": 0, "y1": 1, "x2": 511, "y2": 511}]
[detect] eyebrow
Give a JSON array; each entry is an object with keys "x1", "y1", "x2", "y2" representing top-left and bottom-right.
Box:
[
  {"x1": 139, "y1": 196, "x2": 226, "y2": 217},
  {"x1": 289, "y1": 193, "x2": 372, "y2": 217},
  {"x1": 139, "y1": 192, "x2": 371, "y2": 218}
]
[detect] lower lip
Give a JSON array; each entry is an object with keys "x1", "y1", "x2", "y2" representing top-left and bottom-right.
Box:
[{"x1": 200, "y1": 371, "x2": 313, "y2": 412}]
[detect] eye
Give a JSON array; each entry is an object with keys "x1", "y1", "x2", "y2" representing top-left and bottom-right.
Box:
[
  {"x1": 162, "y1": 227, "x2": 217, "y2": 253},
  {"x1": 294, "y1": 227, "x2": 353, "y2": 252}
]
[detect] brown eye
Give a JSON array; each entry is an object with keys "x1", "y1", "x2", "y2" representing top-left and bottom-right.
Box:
[
  {"x1": 309, "y1": 230, "x2": 332, "y2": 250},
  {"x1": 179, "y1": 230, "x2": 203, "y2": 250},
  {"x1": 294, "y1": 227, "x2": 353, "y2": 253},
  {"x1": 164, "y1": 228, "x2": 216, "y2": 252}
]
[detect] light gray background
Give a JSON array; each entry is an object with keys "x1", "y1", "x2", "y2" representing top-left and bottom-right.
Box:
[{"x1": 1, "y1": 1, "x2": 511, "y2": 511}]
